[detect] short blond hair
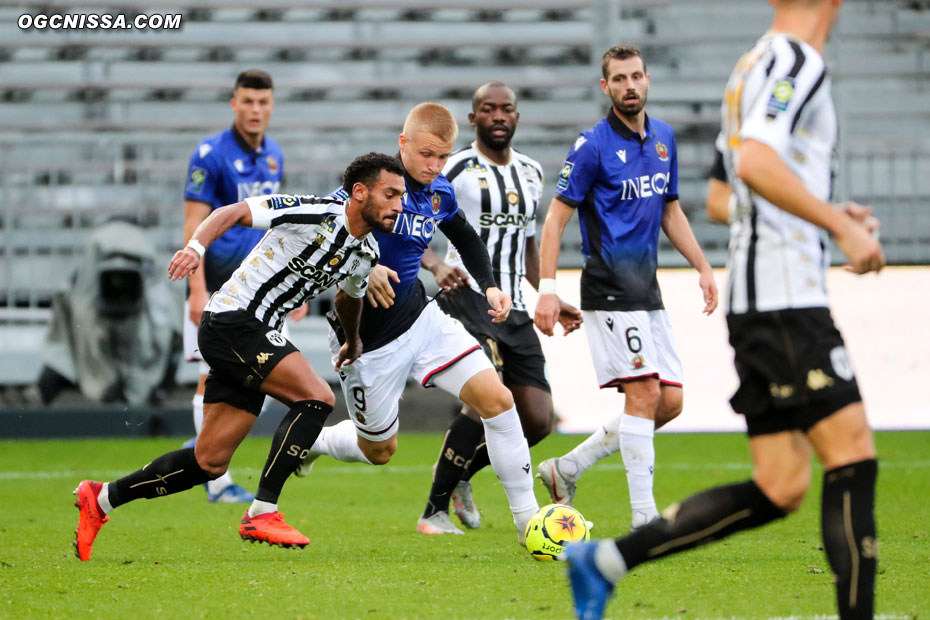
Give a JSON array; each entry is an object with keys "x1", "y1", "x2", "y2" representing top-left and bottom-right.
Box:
[{"x1": 402, "y1": 102, "x2": 458, "y2": 144}]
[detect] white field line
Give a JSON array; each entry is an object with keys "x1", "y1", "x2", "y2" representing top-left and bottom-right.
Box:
[{"x1": 3, "y1": 461, "x2": 930, "y2": 481}]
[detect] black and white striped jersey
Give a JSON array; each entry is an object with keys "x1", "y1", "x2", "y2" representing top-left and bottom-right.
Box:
[
  {"x1": 204, "y1": 193, "x2": 378, "y2": 330},
  {"x1": 441, "y1": 143, "x2": 544, "y2": 312},
  {"x1": 718, "y1": 32, "x2": 836, "y2": 315}
]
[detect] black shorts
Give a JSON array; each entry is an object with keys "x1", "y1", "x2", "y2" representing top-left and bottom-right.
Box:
[
  {"x1": 726, "y1": 307, "x2": 861, "y2": 437},
  {"x1": 199, "y1": 310, "x2": 298, "y2": 415},
  {"x1": 436, "y1": 287, "x2": 549, "y2": 392}
]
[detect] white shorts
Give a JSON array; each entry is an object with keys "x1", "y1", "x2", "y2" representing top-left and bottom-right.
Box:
[
  {"x1": 184, "y1": 300, "x2": 291, "y2": 376},
  {"x1": 329, "y1": 302, "x2": 494, "y2": 442},
  {"x1": 583, "y1": 309, "x2": 683, "y2": 390}
]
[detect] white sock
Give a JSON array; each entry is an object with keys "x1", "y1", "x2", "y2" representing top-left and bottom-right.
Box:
[
  {"x1": 192, "y1": 393, "x2": 205, "y2": 434},
  {"x1": 258, "y1": 394, "x2": 274, "y2": 417},
  {"x1": 312, "y1": 420, "x2": 372, "y2": 464},
  {"x1": 248, "y1": 499, "x2": 277, "y2": 518},
  {"x1": 207, "y1": 472, "x2": 235, "y2": 495},
  {"x1": 619, "y1": 413, "x2": 657, "y2": 516},
  {"x1": 482, "y1": 406, "x2": 538, "y2": 519},
  {"x1": 557, "y1": 413, "x2": 623, "y2": 480},
  {"x1": 98, "y1": 482, "x2": 113, "y2": 515},
  {"x1": 594, "y1": 539, "x2": 628, "y2": 583}
]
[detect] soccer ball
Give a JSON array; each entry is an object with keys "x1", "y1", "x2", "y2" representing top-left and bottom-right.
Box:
[{"x1": 524, "y1": 503, "x2": 590, "y2": 561}]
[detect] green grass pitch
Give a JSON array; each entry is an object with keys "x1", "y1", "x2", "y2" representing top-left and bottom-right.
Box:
[{"x1": 1, "y1": 431, "x2": 927, "y2": 619}]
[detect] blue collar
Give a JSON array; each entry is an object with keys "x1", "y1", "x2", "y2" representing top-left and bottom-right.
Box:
[
  {"x1": 231, "y1": 124, "x2": 266, "y2": 156},
  {"x1": 606, "y1": 108, "x2": 652, "y2": 145}
]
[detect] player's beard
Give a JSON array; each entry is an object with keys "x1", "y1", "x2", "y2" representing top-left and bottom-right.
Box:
[
  {"x1": 361, "y1": 199, "x2": 397, "y2": 234},
  {"x1": 611, "y1": 89, "x2": 647, "y2": 119},
  {"x1": 476, "y1": 123, "x2": 514, "y2": 152}
]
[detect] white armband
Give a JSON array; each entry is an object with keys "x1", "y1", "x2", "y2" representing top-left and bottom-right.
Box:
[
  {"x1": 538, "y1": 278, "x2": 557, "y2": 295},
  {"x1": 186, "y1": 239, "x2": 206, "y2": 258}
]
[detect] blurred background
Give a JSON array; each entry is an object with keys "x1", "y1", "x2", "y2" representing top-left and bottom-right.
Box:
[{"x1": 1, "y1": 0, "x2": 928, "y2": 437}]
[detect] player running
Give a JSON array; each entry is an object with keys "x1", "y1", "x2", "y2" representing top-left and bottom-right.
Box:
[
  {"x1": 296, "y1": 102, "x2": 540, "y2": 544},
  {"x1": 535, "y1": 45, "x2": 717, "y2": 530},
  {"x1": 182, "y1": 69, "x2": 299, "y2": 504},
  {"x1": 415, "y1": 82, "x2": 582, "y2": 534},
  {"x1": 73, "y1": 153, "x2": 405, "y2": 560},
  {"x1": 566, "y1": 2, "x2": 884, "y2": 618}
]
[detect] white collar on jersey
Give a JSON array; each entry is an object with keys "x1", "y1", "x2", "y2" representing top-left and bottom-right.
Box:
[{"x1": 472, "y1": 140, "x2": 513, "y2": 167}]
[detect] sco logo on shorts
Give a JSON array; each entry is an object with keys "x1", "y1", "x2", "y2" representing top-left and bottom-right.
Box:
[
  {"x1": 266, "y1": 330, "x2": 286, "y2": 347},
  {"x1": 829, "y1": 346, "x2": 854, "y2": 381}
]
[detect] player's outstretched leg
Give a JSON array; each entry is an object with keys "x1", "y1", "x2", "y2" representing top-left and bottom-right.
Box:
[
  {"x1": 72, "y1": 445, "x2": 217, "y2": 561},
  {"x1": 242, "y1": 399, "x2": 333, "y2": 548},
  {"x1": 537, "y1": 414, "x2": 623, "y2": 506},
  {"x1": 296, "y1": 419, "x2": 373, "y2": 477},
  {"x1": 566, "y1": 479, "x2": 785, "y2": 618}
]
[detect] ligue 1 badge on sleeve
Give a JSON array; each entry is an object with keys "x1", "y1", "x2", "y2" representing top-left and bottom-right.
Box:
[
  {"x1": 431, "y1": 193, "x2": 441, "y2": 215},
  {"x1": 189, "y1": 167, "x2": 206, "y2": 193},
  {"x1": 556, "y1": 161, "x2": 574, "y2": 191},
  {"x1": 655, "y1": 141, "x2": 669, "y2": 162}
]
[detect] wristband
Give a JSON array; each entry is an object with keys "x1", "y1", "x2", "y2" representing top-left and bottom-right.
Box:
[
  {"x1": 538, "y1": 278, "x2": 557, "y2": 296},
  {"x1": 186, "y1": 239, "x2": 206, "y2": 258}
]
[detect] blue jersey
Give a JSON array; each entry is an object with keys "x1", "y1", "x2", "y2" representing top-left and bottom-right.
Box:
[
  {"x1": 184, "y1": 126, "x2": 284, "y2": 292},
  {"x1": 555, "y1": 112, "x2": 678, "y2": 311},
  {"x1": 330, "y1": 170, "x2": 459, "y2": 351}
]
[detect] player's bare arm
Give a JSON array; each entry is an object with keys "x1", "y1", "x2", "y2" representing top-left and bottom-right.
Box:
[
  {"x1": 364, "y1": 264, "x2": 399, "y2": 308},
  {"x1": 333, "y1": 289, "x2": 364, "y2": 369},
  {"x1": 421, "y1": 246, "x2": 470, "y2": 292},
  {"x1": 661, "y1": 199, "x2": 718, "y2": 315},
  {"x1": 525, "y1": 235, "x2": 582, "y2": 335},
  {"x1": 169, "y1": 201, "x2": 253, "y2": 280},
  {"x1": 737, "y1": 139, "x2": 885, "y2": 274},
  {"x1": 184, "y1": 200, "x2": 213, "y2": 324},
  {"x1": 705, "y1": 177, "x2": 733, "y2": 225},
  {"x1": 534, "y1": 197, "x2": 575, "y2": 336}
]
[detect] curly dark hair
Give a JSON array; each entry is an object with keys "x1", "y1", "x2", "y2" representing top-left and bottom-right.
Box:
[{"x1": 342, "y1": 152, "x2": 405, "y2": 194}]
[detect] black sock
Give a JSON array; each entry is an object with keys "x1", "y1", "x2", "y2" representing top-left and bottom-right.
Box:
[
  {"x1": 108, "y1": 448, "x2": 212, "y2": 508},
  {"x1": 821, "y1": 458, "x2": 878, "y2": 620},
  {"x1": 255, "y1": 399, "x2": 333, "y2": 504},
  {"x1": 461, "y1": 444, "x2": 490, "y2": 482},
  {"x1": 616, "y1": 479, "x2": 786, "y2": 570},
  {"x1": 423, "y1": 414, "x2": 485, "y2": 518}
]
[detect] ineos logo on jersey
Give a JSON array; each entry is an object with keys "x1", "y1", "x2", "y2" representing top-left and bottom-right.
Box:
[
  {"x1": 392, "y1": 212, "x2": 438, "y2": 240},
  {"x1": 478, "y1": 212, "x2": 530, "y2": 229},
  {"x1": 286, "y1": 256, "x2": 341, "y2": 289},
  {"x1": 619, "y1": 172, "x2": 670, "y2": 200},
  {"x1": 237, "y1": 180, "x2": 280, "y2": 200}
]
